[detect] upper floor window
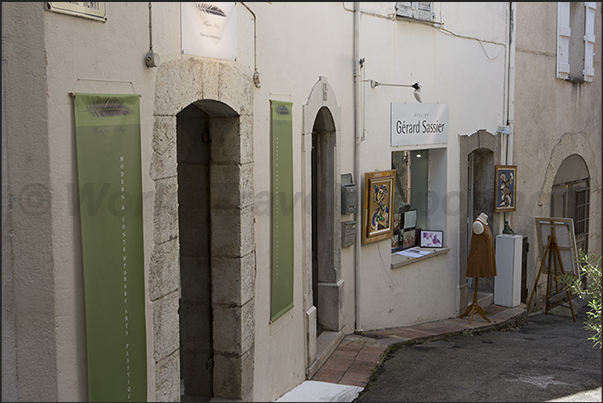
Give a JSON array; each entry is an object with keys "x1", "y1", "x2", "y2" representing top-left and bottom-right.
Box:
[
  {"x1": 557, "y1": 2, "x2": 597, "y2": 82},
  {"x1": 396, "y1": 2, "x2": 433, "y2": 22}
]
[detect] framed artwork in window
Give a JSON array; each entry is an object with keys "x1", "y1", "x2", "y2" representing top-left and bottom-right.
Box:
[
  {"x1": 362, "y1": 170, "x2": 396, "y2": 245},
  {"x1": 401, "y1": 228, "x2": 417, "y2": 250},
  {"x1": 495, "y1": 165, "x2": 517, "y2": 212},
  {"x1": 402, "y1": 209, "x2": 417, "y2": 230},
  {"x1": 420, "y1": 230, "x2": 444, "y2": 248}
]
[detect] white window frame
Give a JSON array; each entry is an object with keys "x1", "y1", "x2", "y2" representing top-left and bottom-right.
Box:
[{"x1": 557, "y1": 2, "x2": 597, "y2": 82}]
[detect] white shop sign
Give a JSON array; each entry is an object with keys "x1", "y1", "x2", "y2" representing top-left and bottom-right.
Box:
[
  {"x1": 182, "y1": 2, "x2": 237, "y2": 60},
  {"x1": 391, "y1": 103, "x2": 449, "y2": 147}
]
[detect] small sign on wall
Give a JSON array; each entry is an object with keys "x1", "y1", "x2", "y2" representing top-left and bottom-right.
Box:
[
  {"x1": 181, "y1": 2, "x2": 237, "y2": 60},
  {"x1": 391, "y1": 103, "x2": 449, "y2": 147}
]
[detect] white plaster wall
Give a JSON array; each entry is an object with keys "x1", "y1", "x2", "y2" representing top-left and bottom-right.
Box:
[
  {"x1": 246, "y1": 3, "x2": 355, "y2": 401},
  {"x1": 42, "y1": 3, "x2": 163, "y2": 400},
  {"x1": 355, "y1": 2, "x2": 509, "y2": 330}
]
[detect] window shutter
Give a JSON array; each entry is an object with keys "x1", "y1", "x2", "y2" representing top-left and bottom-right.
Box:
[
  {"x1": 415, "y1": 2, "x2": 433, "y2": 21},
  {"x1": 396, "y1": 2, "x2": 414, "y2": 18},
  {"x1": 396, "y1": 2, "x2": 432, "y2": 22},
  {"x1": 583, "y1": 2, "x2": 597, "y2": 82},
  {"x1": 557, "y1": 2, "x2": 571, "y2": 79}
]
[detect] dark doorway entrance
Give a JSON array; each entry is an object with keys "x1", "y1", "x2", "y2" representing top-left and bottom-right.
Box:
[
  {"x1": 311, "y1": 107, "x2": 336, "y2": 337},
  {"x1": 177, "y1": 104, "x2": 213, "y2": 402},
  {"x1": 467, "y1": 149, "x2": 495, "y2": 294}
]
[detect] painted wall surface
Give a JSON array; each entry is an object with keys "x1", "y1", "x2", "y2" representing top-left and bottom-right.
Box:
[
  {"x1": 6, "y1": 2, "x2": 586, "y2": 403},
  {"x1": 354, "y1": 2, "x2": 509, "y2": 330},
  {"x1": 247, "y1": 3, "x2": 354, "y2": 399},
  {"x1": 512, "y1": 2, "x2": 602, "y2": 307},
  {"x1": 2, "y1": 3, "x2": 58, "y2": 401},
  {"x1": 41, "y1": 3, "x2": 160, "y2": 400},
  {"x1": 1, "y1": 6, "x2": 17, "y2": 400}
]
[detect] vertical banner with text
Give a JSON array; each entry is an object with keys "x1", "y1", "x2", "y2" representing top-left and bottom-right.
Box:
[
  {"x1": 73, "y1": 93, "x2": 147, "y2": 402},
  {"x1": 270, "y1": 100, "x2": 294, "y2": 322}
]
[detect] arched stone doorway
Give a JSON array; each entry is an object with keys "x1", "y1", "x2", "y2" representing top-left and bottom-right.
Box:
[
  {"x1": 459, "y1": 130, "x2": 501, "y2": 313},
  {"x1": 149, "y1": 58, "x2": 255, "y2": 402},
  {"x1": 302, "y1": 77, "x2": 344, "y2": 378}
]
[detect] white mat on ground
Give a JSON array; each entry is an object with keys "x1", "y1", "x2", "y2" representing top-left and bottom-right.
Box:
[{"x1": 275, "y1": 380, "x2": 363, "y2": 402}]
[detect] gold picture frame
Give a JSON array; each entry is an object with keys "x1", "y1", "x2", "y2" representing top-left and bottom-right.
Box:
[{"x1": 362, "y1": 170, "x2": 396, "y2": 245}]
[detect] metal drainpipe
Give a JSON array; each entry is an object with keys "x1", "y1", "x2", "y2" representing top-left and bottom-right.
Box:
[
  {"x1": 353, "y1": 2, "x2": 362, "y2": 332},
  {"x1": 507, "y1": 2, "x2": 516, "y2": 166},
  {"x1": 502, "y1": 2, "x2": 516, "y2": 229}
]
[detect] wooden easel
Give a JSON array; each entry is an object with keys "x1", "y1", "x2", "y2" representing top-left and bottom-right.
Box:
[
  {"x1": 460, "y1": 278, "x2": 491, "y2": 324},
  {"x1": 526, "y1": 225, "x2": 576, "y2": 322}
]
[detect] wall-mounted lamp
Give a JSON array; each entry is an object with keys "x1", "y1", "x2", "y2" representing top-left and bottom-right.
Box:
[
  {"x1": 368, "y1": 80, "x2": 422, "y2": 103},
  {"x1": 412, "y1": 82, "x2": 422, "y2": 103}
]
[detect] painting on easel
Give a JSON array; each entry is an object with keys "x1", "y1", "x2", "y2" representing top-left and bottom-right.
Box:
[
  {"x1": 528, "y1": 217, "x2": 580, "y2": 321},
  {"x1": 534, "y1": 217, "x2": 580, "y2": 277}
]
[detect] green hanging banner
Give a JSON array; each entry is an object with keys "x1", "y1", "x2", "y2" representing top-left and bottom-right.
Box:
[
  {"x1": 270, "y1": 100, "x2": 294, "y2": 322},
  {"x1": 73, "y1": 93, "x2": 147, "y2": 402}
]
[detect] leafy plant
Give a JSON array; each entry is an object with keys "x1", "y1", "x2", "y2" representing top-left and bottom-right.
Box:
[{"x1": 561, "y1": 250, "x2": 602, "y2": 349}]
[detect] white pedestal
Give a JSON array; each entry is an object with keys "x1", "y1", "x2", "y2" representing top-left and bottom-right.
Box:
[{"x1": 494, "y1": 234, "x2": 523, "y2": 307}]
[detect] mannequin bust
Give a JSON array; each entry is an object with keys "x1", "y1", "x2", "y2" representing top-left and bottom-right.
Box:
[{"x1": 472, "y1": 213, "x2": 488, "y2": 235}]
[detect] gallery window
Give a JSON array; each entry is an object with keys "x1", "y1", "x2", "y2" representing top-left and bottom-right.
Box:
[{"x1": 391, "y1": 148, "x2": 447, "y2": 252}]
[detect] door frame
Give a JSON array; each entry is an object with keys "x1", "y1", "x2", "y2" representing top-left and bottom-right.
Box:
[
  {"x1": 150, "y1": 58, "x2": 256, "y2": 402},
  {"x1": 301, "y1": 76, "x2": 344, "y2": 377}
]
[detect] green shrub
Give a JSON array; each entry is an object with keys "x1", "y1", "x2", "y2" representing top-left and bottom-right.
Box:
[{"x1": 561, "y1": 250, "x2": 602, "y2": 349}]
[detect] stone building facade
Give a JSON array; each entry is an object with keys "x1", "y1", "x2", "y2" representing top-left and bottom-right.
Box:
[{"x1": 2, "y1": 2, "x2": 600, "y2": 402}]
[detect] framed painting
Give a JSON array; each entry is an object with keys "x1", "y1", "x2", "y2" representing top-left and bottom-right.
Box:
[
  {"x1": 495, "y1": 165, "x2": 517, "y2": 212},
  {"x1": 362, "y1": 170, "x2": 396, "y2": 245},
  {"x1": 420, "y1": 230, "x2": 444, "y2": 248}
]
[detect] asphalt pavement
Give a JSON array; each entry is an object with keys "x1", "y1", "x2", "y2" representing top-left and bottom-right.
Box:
[{"x1": 353, "y1": 300, "x2": 602, "y2": 402}]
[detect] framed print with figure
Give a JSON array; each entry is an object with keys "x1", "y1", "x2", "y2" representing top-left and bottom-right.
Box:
[
  {"x1": 362, "y1": 170, "x2": 396, "y2": 245},
  {"x1": 420, "y1": 230, "x2": 444, "y2": 248},
  {"x1": 495, "y1": 165, "x2": 517, "y2": 212}
]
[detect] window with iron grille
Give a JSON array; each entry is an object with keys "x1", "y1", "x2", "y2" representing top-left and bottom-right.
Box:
[{"x1": 574, "y1": 185, "x2": 589, "y2": 240}]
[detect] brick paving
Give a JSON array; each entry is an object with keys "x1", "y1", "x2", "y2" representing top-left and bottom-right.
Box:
[{"x1": 311, "y1": 303, "x2": 527, "y2": 389}]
